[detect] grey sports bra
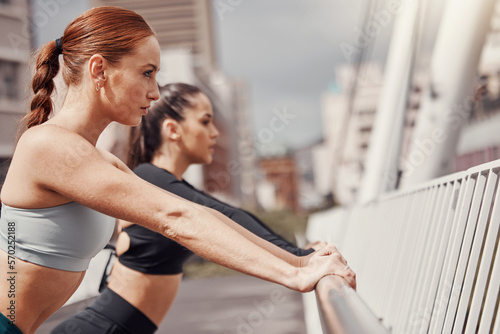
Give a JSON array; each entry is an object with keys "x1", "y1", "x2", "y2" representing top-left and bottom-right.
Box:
[{"x1": 0, "y1": 202, "x2": 115, "y2": 272}]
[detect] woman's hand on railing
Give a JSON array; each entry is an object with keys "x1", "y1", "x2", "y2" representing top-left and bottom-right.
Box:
[{"x1": 296, "y1": 244, "x2": 356, "y2": 292}]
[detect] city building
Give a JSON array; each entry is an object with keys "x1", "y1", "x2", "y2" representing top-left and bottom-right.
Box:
[
  {"x1": 454, "y1": 2, "x2": 500, "y2": 170},
  {"x1": 91, "y1": 0, "x2": 216, "y2": 75},
  {"x1": 294, "y1": 139, "x2": 329, "y2": 211},
  {"x1": 0, "y1": 0, "x2": 31, "y2": 184},
  {"x1": 209, "y1": 77, "x2": 257, "y2": 207},
  {"x1": 315, "y1": 62, "x2": 384, "y2": 205},
  {"x1": 259, "y1": 155, "x2": 299, "y2": 213}
]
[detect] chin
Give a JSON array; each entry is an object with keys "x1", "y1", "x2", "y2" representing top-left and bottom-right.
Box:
[
  {"x1": 131, "y1": 119, "x2": 143, "y2": 127},
  {"x1": 125, "y1": 116, "x2": 144, "y2": 127},
  {"x1": 205, "y1": 156, "x2": 213, "y2": 164}
]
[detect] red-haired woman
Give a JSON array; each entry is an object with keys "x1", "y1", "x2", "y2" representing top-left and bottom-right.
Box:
[{"x1": 0, "y1": 7, "x2": 354, "y2": 334}]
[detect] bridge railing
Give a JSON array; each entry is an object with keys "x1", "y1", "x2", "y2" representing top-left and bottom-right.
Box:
[{"x1": 307, "y1": 159, "x2": 500, "y2": 333}]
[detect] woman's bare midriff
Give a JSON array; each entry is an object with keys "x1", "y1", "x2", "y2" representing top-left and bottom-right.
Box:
[
  {"x1": 0, "y1": 250, "x2": 85, "y2": 334},
  {"x1": 107, "y1": 260, "x2": 183, "y2": 326}
]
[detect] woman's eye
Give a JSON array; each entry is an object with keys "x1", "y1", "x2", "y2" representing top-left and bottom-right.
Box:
[{"x1": 144, "y1": 71, "x2": 153, "y2": 78}]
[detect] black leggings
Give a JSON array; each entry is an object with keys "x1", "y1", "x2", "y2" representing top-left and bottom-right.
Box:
[{"x1": 50, "y1": 287, "x2": 157, "y2": 334}]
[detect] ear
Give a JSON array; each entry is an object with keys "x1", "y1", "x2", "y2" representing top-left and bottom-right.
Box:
[
  {"x1": 88, "y1": 54, "x2": 106, "y2": 88},
  {"x1": 162, "y1": 119, "x2": 181, "y2": 141}
]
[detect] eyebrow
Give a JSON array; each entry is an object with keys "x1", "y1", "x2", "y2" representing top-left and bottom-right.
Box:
[{"x1": 145, "y1": 64, "x2": 160, "y2": 72}]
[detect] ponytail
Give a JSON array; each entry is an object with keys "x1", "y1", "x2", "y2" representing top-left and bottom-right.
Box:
[
  {"x1": 127, "y1": 122, "x2": 151, "y2": 170},
  {"x1": 22, "y1": 40, "x2": 60, "y2": 129}
]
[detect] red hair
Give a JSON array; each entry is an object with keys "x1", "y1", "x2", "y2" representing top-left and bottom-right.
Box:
[{"x1": 24, "y1": 6, "x2": 155, "y2": 129}]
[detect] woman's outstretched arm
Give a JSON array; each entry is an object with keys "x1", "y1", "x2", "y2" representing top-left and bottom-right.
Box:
[{"x1": 12, "y1": 125, "x2": 347, "y2": 292}]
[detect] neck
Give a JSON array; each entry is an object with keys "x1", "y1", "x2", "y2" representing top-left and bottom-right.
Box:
[
  {"x1": 150, "y1": 151, "x2": 190, "y2": 180},
  {"x1": 47, "y1": 87, "x2": 111, "y2": 145}
]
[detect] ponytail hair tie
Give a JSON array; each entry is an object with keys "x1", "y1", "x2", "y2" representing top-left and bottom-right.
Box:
[{"x1": 55, "y1": 37, "x2": 63, "y2": 55}]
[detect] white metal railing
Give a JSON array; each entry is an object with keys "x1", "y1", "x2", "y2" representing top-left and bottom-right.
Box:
[
  {"x1": 314, "y1": 274, "x2": 390, "y2": 334},
  {"x1": 307, "y1": 159, "x2": 500, "y2": 333}
]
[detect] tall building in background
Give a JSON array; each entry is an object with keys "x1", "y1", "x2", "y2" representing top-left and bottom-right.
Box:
[
  {"x1": 259, "y1": 155, "x2": 299, "y2": 213},
  {"x1": 209, "y1": 77, "x2": 257, "y2": 207},
  {"x1": 91, "y1": 0, "x2": 215, "y2": 81},
  {"x1": 0, "y1": 0, "x2": 31, "y2": 184},
  {"x1": 91, "y1": 0, "x2": 256, "y2": 205},
  {"x1": 315, "y1": 62, "x2": 383, "y2": 205},
  {"x1": 454, "y1": 1, "x2": 500, "y2": 170},
  {"x1": 294, "y1": 139, "x2": 328, "y2": 211}
]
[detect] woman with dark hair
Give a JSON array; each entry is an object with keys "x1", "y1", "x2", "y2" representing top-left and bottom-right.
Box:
[
  {"x1": 0, "y1": 7, "x2": 354, "y2": 334},
  {"x1": 52, "y1": 83, "x2": 350, "y2": 333}
]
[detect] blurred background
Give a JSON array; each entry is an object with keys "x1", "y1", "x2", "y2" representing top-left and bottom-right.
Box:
[
  {"x1": 0, "y1": 0, "x2": 388, "y2": 215},
  {"x1": 2, "y1": 0, "x2": 500, "y2": 233}
]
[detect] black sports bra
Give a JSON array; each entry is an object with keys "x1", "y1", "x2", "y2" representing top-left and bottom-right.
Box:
[{"x1": 118, "y1": 224, "x2": 192, "y2": 275}]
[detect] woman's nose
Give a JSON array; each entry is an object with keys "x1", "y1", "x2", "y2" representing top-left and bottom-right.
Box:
[
  {"x1": 212, "y1": 126, "x2": 220, "y2": 138},
  {"x1": 149, "y1": 84, "x2": 160, "y2": 101}
]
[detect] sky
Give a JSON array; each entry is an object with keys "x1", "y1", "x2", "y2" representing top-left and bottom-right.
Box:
[{"x1": 32, "y1": 0, "x2": 395, "y2": 153}]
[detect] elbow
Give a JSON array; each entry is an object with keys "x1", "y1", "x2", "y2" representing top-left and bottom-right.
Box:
[{"x1": 157, "y1": 201, "x2": 200, "y2": 243}]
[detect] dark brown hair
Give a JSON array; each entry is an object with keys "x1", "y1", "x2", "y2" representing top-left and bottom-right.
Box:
[
  {"x1": 23, "y1": 6, "x2": 155, "y2": 129},
  {"x1": 127, "y1": 83, "x2": 203, "y2": 169}
]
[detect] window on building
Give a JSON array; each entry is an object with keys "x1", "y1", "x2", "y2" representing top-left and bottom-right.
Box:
[{"x1": 0, "y1": 61, "x2": 19, "y2": 100}]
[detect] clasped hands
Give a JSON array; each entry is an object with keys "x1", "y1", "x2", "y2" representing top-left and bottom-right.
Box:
[{"x1": 303, "y1": 240, "x2": 357, "y2": 290}]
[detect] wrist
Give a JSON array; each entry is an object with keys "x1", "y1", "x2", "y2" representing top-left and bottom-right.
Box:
[
  {"x1": 298, "y1": 252, "x2": 313, "y2": 267},
  {"x1": 290, "y1": 266, "x2": 319, "y2": 293},
  {"x1": 282, "y1": 266, "x2": 301, "y2": 291}
]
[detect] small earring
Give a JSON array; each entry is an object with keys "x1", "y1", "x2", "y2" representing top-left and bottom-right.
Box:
[{"x1": 96, "y1": 82, "x2": 100, "y2": 91}]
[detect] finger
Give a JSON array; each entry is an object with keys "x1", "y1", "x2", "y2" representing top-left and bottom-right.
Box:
[
  {"x1": 315, "y1": 246, "x2": 333, "y2": 256},
  {"x1": 328, "y1": 260, "x2": 356, "y2": 289},
  {"x1": 340, "y1": 274, "x2": 356, "y2": 290},
  {"x1": 331, "y1": 249, "x2": 347, "y2": 265},
  {"x1": 324, "y1": 244, "x2": 338, "y2": 254},
  {"x1": 332, "y1": 271, "x2": 356, "y2": 290},
  {"x1": 328, "y1": 251, "x2": 347, "y2": 267},
  {"x1": 343, "y1": 266, "x2": 357, "y2": 290}
]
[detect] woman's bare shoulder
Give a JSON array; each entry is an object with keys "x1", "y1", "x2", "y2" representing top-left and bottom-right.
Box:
[
  {"x1": 96, "y1": 147, "x2": 133, "y2": 174},
  {"x1": 2, "y1": 125, "x2": 96, "y2": 206},
  {"x1": 11, "y1": 124, "x2": 110, "y2": 187},
  {"x1": 17, "y1": 124, "x2": 91, "y2": 154}
]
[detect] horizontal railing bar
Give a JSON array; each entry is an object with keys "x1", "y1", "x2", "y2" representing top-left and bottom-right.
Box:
[{"x1": 315, "y1": 275, "x2": 391, "y2": 334}]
